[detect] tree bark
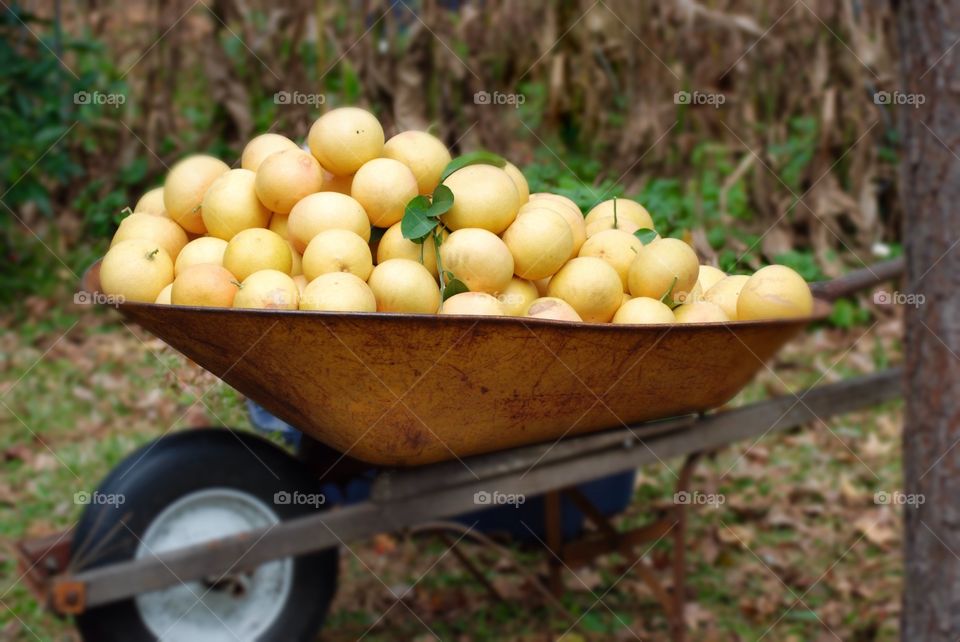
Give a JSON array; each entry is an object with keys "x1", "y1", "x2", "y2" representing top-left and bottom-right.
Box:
[{"x1": 898, "y1": 2, "x2": 960, "y2": 640}]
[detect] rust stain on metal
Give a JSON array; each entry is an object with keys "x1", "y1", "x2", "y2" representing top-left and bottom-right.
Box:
[{"x1": 84, "y1": 261, "x2": 827, "y2": 467}]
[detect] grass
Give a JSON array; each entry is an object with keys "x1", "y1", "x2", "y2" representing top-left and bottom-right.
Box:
[{"x1": 0, "y1": 304, "x2": 904, "y2": 641}]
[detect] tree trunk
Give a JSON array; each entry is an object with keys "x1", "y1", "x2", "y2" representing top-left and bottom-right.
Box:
[{"x1": 898, "y1": 2, "x2": 960, "y2": 640}]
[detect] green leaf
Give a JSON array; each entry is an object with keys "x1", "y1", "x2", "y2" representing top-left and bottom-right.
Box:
[
  {"x1": 440, "y1": 151, "x2": 506, "y2": 183},
  {"x1": 634, "y1": 228, "x2": 658, "y2": 245},
  {"x1": 659, "y1": 276, "x2": 679, "y2": 307},
  {"x1": 426, "y1": 184, "x2": 454, "y2": 218},
  {"x1": 401, "y1": 195, "x2": 437, "y2": 241},
  {"x1": 442, "y1": 278, "x2": 469, "y2": 301}
]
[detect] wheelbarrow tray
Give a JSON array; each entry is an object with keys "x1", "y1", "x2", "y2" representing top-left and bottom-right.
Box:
[{"x1": 84, "y1": 260, "x2": 826, "y2": 466}]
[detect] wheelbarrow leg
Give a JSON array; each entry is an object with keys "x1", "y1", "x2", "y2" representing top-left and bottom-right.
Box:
[
  {"x1": 545, "y1": 490, "x2": 565, "y2": 596},
  {"x1": 671, "y1": 452, "x2": 702, "y2": 642}
]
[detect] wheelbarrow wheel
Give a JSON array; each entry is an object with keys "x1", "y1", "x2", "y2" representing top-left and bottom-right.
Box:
[{"x1": 71, "y1": 428, "x2": 338, "y2": 642}]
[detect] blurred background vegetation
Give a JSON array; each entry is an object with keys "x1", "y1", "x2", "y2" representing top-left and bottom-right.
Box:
[
  {"x1": 0, "y1": 2, "x2": 911, "y2": 639},
  {"x1": 2, "y1": 0, "x2": 900, "y2": 314}
]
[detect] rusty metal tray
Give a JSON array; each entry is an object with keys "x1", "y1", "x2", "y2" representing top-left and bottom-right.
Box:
[{"x1": 83, "y1": 260, "x2": 828, "y2": 466}]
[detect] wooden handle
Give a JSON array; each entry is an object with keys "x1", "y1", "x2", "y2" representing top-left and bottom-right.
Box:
[{"x1": 810, "y1": 256, "x2": 905, "y2": 301}]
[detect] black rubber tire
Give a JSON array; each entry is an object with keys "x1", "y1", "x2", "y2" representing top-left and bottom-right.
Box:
[{"x1": 72, "y1": 428, "x2": 338, "y2": 642}]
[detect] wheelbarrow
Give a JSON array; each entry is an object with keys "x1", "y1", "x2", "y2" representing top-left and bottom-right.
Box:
[{"x1": 14, "y1": 258, "x2": 904, "y2": 642}]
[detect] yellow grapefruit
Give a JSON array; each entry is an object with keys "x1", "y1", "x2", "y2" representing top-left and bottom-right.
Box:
[
  {"x1": 440, "y1": 292, "x2": 505, "y2": 316},
  {"x1": 503, "y1": 162, "x2": 530, "y2": 203},
  {"x1": 100, "y1": 239, "x2": 173, "y2": 303},
  {"x1": 222, "y1": 228, "x2": 293, "y2": 281},
  {"x1": 307, "y1": 107, "x2": 384, "y2": 176},
  {"x1": 519, "y1": 199, "x2": 586, "y2": 259},
  {"x1": 201, "y1": 169, "x2": 271, "y2": 240},
  {"x1": 255, "y1": 149, "x2": 325, "y2": 214},
  {"x1": 367, "y1": 259, "x2": 441, "y2": 314},
  {"x1": 526, "y1": 297, "x2": 583, "y2": 322},
  {"x1": 241, "y1": 133, "x2": 298, "y2": 171},
  {"x1": 170, "y1": 264, "x2": 239, "y2": 308},
  {"x1": 233, "y1": 270, "x2": 299, "y2": 310},
  {"x1": 547, "y1": 257, "x2": 622, "y2": 323},
  {"x1": 439, "y1": 228, "x2": 514, "y2": 294},
  {"x1": 382, "y1": 130, "x2": 452, "y2": 194},
  {"x1": 612, "y1": 297, "x2": 675, "y2": 324},
  {"x1": 322, "y1": 171, "x2": 354, "y2": 195},
  {"x1": 350, "y1": 158, "x2": 419, "y2": 228},
  {"x1": 497, "y1": 278, "x2": 539, "y2": 316},
  {"x1": 737, "y1": 265, "x2": 813, "y2": 320},
  {"x1": 441, "y1": 165, "x2": 520, "y2": 233},
  {"x1": 627, "y1": 238, "x2": 699, "y2": 302},
  {"x1": 584, "y1": 198, "x2": 654, "y2": 229},
  {"x1": 287, "y1": 192, "x2": 371, "y2": 252},
  {"x1": 134, "y1": 187, "x2": 165, "y2": 216},
  {"x1": 174, "y1": 236, "x2": 228, "y2": 276},
  {"x1": 302, "y1": 229, "x2": 373, "y2": 281},
  {"x1": 674, "y1": 301, "x2": 730, "y2": 323},
  {"x1": 577, "y1": 228, "x2": 641, "y2": 290},
  {"x1": 155, "y1": 283, "x2": 173, "y2": 304},
  {"x1": 703, "y1": 275, "x2": 749, "y2": 320},
  {"x1": 377, "y1": 221, "x2": 441, "y2": 278},
  {"x1": 501, "y1": 208, "x2": 573, "y2": 280},
  {"x1": 111, "y1": 212, "x2": 188, "y2": 263},
  {"x1": 299, "y1": 272, "x2": 376, "y2": 312},
  {"x1": 163, "y1": 155, "x2": 230, "y2": 234}
]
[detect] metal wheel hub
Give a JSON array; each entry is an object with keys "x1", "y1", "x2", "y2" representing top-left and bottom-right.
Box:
[{"x1": 134, "y1": 488, "x2": 293, "y2": 642}]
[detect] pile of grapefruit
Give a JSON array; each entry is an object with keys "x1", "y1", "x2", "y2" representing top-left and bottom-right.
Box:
[{"x1": 99, "y1": 107, "x2": 813, "y2": 324}]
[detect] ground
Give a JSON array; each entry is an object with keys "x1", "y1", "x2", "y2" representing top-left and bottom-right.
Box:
[{"x1": 0, "y1": 296, "x2": 903, "y2": 641}]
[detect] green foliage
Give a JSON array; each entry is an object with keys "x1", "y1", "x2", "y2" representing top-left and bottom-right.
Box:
[
  {"x1": 773, "y1": 250, "x2": 826, "y2": 282},
  {"x1": 768, "y1": 117, "x2": 818, "y2": 194},
  {"x1": 0, "y1": 6, "x2": 133, "y2": 304},
  {"x1": 829, "y1": 298, "x2": 871, "y2": 329}
]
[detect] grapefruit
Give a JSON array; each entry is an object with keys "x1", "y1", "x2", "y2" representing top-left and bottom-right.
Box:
[
  {"x1": 307, "y1": 107, "x2": 384, "y2": 176},
  {"x1": 201, "y1": 169, "x2": 271, "y2": 240},
  {"x1": 612, "y1": 297, "x2": 675, "y2": 324},
  {"x1": 584, "y1": 198, "x2": 654, "y2": 229},
  {"x1": 255, "y1": 149, "x2": 325, "y2": 214},
  {"x1": 170, "y1": 264, "x2": 239, "y2": 308},
  {"x1": 222, "y1": 228, "x2": 293, "y2": 281},
  {"x1": 440, "y1": 292, "x2": 505, "y2": 316},
  {"x1": 441, "y1": 165, "x2": 520, "y2": 233},
  {"x1": 627, "y1": 238, "x2": 699, "y2": 303},
  {"x1": 547, "y1": 257, "x2": 622, "y2": 323},
  {"x1": 287, "y1": 192, "x2": 371, "y2": 252},
  {"x1": 350, "y1": 158, "x2": 419, "y2": 228},
  {"x1": 299, "y1": 272, "x2": 376, "y2": 312},
  {"x1": 302, "y1": 229, "x2": 373, "y2": 281},
  {"x1": 174, "y1": 236, "x2": 228, "y2": 276},
  {"x1": 674, "y1": 301, "x2": 730, "y2": 323},
  {"x1": 577, "y1": 228, "x2": 641, "y2": 290},
  {"x1": 497, "y1": 278, "x2": 539, "y2": 316},
  {"x1": 737, "y1": 265, "x2": 813, "y2": 320},
  {"x1": 367, "y1": 259, "x2": 441, "y2": 314},
  {"x1": 526, "y1": 297, "x2": 582, "y2": 322},
  {"x1": 376, "y1": 221, "x2": 441, "y2": 278},
  {"x1": 100, "y1": 239, "x2": 173, "y2": 303},
  {"x1": 233, "y1": 270, "x2": 299, "y2": 310},
  {"x1": 439, "y1": 228, "x2": 514, "y2": 294},
  {"x1": 382, "y1": 130, "x2": 452, "y2": 194},
  {"x1": 519, "y1": 199, "x2": 585, "y2": 259},
  {"x1": 154, "y1": 283, "x2": 173, "y2": 305},
  {"x1": 501, "y1": 208, "x2": 573, "y2": 280},
  {"x1": 503, "y1": 162, "x2": 530, "y2": 203},
  {"x1": 703, "y1": 275, "x2": 749, "y2": 320},
  {"x1": 111, "y1": 212, "x2": 188, "y2": 263},
  {"x1": 241, "y1": 133, "x2": 298, "y2": 171},
  {"x1": 163, "y1": 155, "x2": 230, "y2": 234},
  {"x1": 134, "y1": 187, "x2": 165, "y2": 216}
]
